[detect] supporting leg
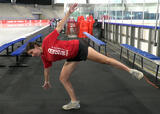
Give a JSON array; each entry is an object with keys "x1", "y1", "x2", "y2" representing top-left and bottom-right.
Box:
[
  {"x1": 98, "y1": 46, "x2": 100, "y2": 52},
  {"x1": 9, "y1": 55, "x2": 28, "y2": 67},
  {"x1": 40, "y1": 37, "x2": 42, "y2": 42},
  {"x1": 156, "y1": 65, "x2": 159, "y2": 82},
  {"x1": 141, "y1": 57, "x2": 143, "y2": 69},
  {"x1": 132, "y1": 53, "x2": 136, "y2": 68},
  {"x1": 16, "y1": 55, "x2": 19, "y2": 63},
  {"x1": 127, "y1": 49, "x2": 129, "y2": 60},
  {"x1": 6, "y1": 47, "x2": 9, "y2": 55},
  {"x1": 12, "y1": 44, "x2": 14, "y2": 52},
  {"x1": 59, "y1": 61, "x2": 79, "y2": 102},
  {"x1": 93, "y1": 42, "x2": 95, "y2": 48},
  {"x1": 22, "y1": 40, "x2": 24, "y2": 45},
  {"x1": 88, "y1": 39, "x2": 90, "y2": 46},
  {"x1": 120, "y1": 47, "x2": 123, "y2": 60},
  {"x1": 104, "y1": 45, "x2": 107, "y2": 55}
]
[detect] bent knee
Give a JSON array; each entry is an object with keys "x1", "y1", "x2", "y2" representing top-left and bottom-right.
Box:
[
  {"x1": 59, "y1": 76, "x2": 68, "y2": 83},
  {"x1": 59, "y1": 76, "x2": 65, "y2": 82}
]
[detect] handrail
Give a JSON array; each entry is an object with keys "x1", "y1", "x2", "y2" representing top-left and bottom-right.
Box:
[{"x1": 101, "y1": 22, "x2": 160, "y2": 29}]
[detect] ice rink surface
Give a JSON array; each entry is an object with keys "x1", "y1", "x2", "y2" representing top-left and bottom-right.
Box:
[{"x1": 0, "y1": 21, "x2": 49, "y2": 46}]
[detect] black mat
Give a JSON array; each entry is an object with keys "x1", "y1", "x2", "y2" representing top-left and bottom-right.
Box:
[{"x1": 0, "y1": 33, "x2": 160, "y2": 114}]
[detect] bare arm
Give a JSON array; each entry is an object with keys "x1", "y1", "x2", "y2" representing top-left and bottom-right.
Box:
[
  {"x1": 44, "y1": 68, "x2": 50, "y2": 82},
  {"x1": 42, "y1": 68, "x2": 51, "y2": 89},
  {"x1": 56, "y1": 3, "x2": 78, "y2": 33}
]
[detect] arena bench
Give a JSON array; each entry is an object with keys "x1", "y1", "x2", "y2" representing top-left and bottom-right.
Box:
[
  {"x1": 83, "y1": 32, "x2": 107, "y2": 55},
  {"x1": 10, "y1": 34, "x2": 43, "y2": 67},
  {"x1": 0, "y1": 38, "x2": 26, "y2": 67},
  {"x1": 0, "y1": 38, "x2": 26, "y2": 56},
  {"x1": 120, "y1": 44, "x2": 160, "y2": 81}
]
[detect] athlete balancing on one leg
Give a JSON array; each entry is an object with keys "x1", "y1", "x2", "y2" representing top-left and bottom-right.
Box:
[{"x1": 26, "y1": 3, "x2": 144, "y2": 110}]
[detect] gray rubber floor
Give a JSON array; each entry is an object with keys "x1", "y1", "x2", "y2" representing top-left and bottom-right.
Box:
[{"x1": 1, "y1": 33, "x2": 160, "y2": 114}]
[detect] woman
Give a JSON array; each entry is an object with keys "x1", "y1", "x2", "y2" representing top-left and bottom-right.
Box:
[{"x1": 26, "y1": 3, "x2": 143, "y2": 110}]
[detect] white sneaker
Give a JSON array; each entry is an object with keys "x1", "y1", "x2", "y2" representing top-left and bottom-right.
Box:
[
  {"x1": 62, "y1": 101, "x2": 80, "y2": 110},
  {"x1": 129, "y1": 69, "x2": 144, "y2": 80}
]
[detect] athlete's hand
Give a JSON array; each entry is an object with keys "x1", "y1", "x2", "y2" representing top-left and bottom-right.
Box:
[
  {"x1": 42, "y1": 81, "x2": 51, "y2": 90},
  {"x1": 69, "y1": 3, "x2": 78, "y2": 14}
]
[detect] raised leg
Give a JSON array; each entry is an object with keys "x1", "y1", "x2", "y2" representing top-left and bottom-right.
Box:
[
  {"x1": 87, "y1": 47, "x2": 143, "y2": 80},
  {"x1": 87, "y1": 47, "x2": 130, "y2": 72}
]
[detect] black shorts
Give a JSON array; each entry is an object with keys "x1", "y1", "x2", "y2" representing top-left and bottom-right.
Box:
[{"x1": 67, "y1": 39, "x2": 89, "y2": 62}]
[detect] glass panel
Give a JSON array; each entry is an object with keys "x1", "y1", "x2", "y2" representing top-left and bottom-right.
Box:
[
  {"x1": 124, "y1": 11, "x2": 132, "y2": 20},
  {"x1": 126, "y1": 0, "x2": 157, "y2": 3},
  {"x1": 55, "y1": 0, "x2": 86, "y2": 3},
  {"x1": 140, "y1": 42, "x2": 148, "y2": 52},
  {"x1": 89, "y1": 0, "x2": 108, "y2": 4},
  {"x1": 145, "y1": 0, "x2": 158, "y2": 3},
  {"x1": 117, "y1": 11, "x2": 122, "y2": 20},
  {"x1": 55, "y1": 0, "x2": 64, "y2": 3},
  {"x1": 89, "y1": 0, "x2": 121, "y2": 4},
  {"x1": 132, "y1": 12, "x2": 143, "y2": 20}
]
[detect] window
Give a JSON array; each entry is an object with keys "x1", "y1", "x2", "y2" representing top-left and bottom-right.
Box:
[
  {"x1": 126, "y1": 0, "x2": 157, "y2": 3},
  {"x1": 89, "y1": 0, "x2": 121, "y2": 4},
  {"x1": 55, "y1": 0, "x2": 86, "y2": 4}
]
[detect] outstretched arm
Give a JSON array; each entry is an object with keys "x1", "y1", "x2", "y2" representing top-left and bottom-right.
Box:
[
  {"x1": 42, "y1": 68, "x2": 52, "y2": 89},
  {"x1": 56, "y1": 3, "x2": 78, "y2": 33}
]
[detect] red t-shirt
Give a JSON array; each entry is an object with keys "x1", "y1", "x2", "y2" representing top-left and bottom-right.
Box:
[{"x1": 41, "y1": 29, "x2": 79, "y2": 68}]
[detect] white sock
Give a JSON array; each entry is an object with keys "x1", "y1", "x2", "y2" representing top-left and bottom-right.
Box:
[
  {"x1": 129, "y1": 69, "x2": 134, "y2": 74},
  {"x1": 71, "y1": 101, "x2": 79, "y2": 103}
]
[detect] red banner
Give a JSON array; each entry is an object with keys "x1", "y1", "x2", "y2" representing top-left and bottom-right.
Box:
[
  {"x1": 0, "y1": 20, "x2": 49, "y2": 24},
  {"x1": 0, "y1": 20, "x2": 50, "y2": 28}
]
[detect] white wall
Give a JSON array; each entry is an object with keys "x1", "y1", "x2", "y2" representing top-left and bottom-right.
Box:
[{"x1": 0, "y1": 3, "x2": 64, "y2": 20}]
